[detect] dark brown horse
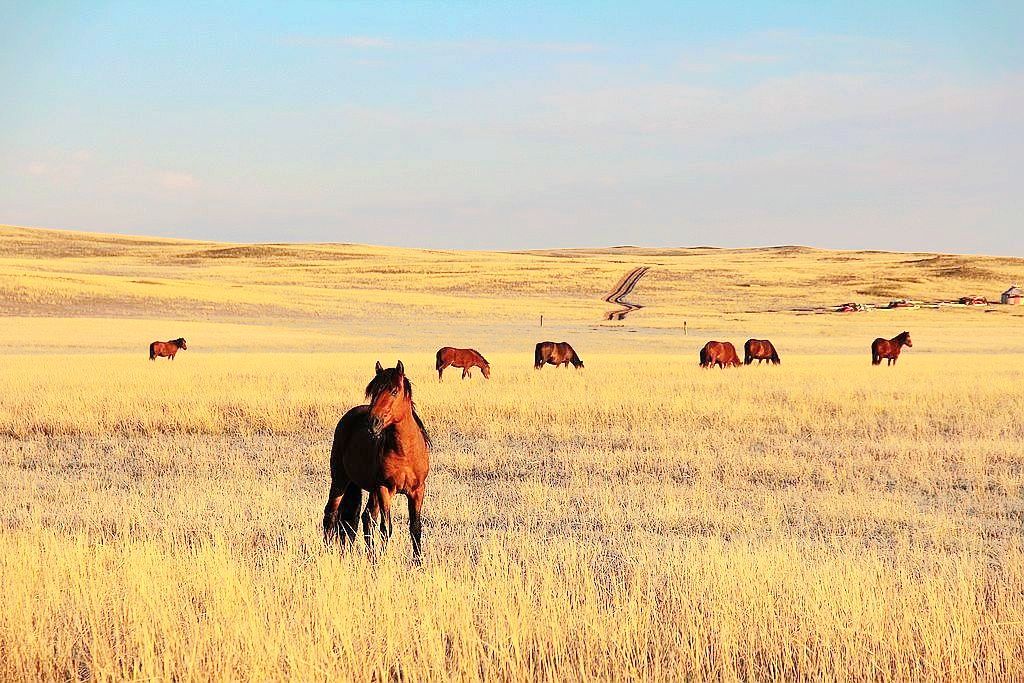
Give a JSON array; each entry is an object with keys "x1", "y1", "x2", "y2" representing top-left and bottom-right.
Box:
[
  {"x1": 700, "y1": 341, "x2": 741, "y2": 368},
  {"x1": 149, "y1": 338, "x2": 187, "y2": 360},
  {"x1": 323, "y1": 361, "x2": 430, "y2": 562},
  {"x1": 534, "y1": 341, "x2": 584, "y2": 370},
  {"x1": 872, "y1": 331, "x2": 912, "y2": 366},
  {"x1": 744, "y1": 339, "x2": 780, "y2": 365},
  {"x1": 436, "y1": 347, "x2": 491, "y2": 381}
]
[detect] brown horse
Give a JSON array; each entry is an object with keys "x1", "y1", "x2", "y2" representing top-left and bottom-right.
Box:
[
  {"x1": 149, "y1": 338, "x2": 187, "y2": 360},
  {"x1": 872, "y1": 331, "x2": 912, "y2": 366},
  {"x1": 436, "y1": 347, "x2": 491, "y2": 381},
  {"x1": 700, "y1": 341, "x2": 741, "y2": 368},
  {"x1": 534, "y1": 341, "x2": 584, "y2": 369},
  {"x1": 323, "y1": 361, "x2": 430, "y2": 562},
  {"x1": 744, "y1": 339, "x2": 780, "y2": 365}
]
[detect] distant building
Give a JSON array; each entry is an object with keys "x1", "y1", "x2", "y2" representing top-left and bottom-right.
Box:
[{"x1": 1002, "y1": 285, "x2": 1023, "y2": 305}]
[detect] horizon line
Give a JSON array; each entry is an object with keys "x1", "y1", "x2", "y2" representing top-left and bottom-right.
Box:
[{"x1": 2, "y1": 221, "x2": 1021, "y2": 261}]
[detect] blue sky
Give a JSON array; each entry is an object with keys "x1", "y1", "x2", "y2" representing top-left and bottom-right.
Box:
[{"x1": 2, "y1": 1, "x2": 1021, "y2": 253}]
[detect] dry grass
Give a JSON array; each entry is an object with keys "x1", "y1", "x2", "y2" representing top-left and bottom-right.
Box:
[{"x1": 1, "y1": 226, "x2": 1023, "y2": 681}]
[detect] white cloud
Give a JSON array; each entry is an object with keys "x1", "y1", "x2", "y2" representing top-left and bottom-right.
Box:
[
  {"x1": 339, "y1": 36, "x2": 392, "y2": 48},
  {"x1": 284, "y1": 35, "x2": 599, "y2": 55},
  {"x1": 158, "y1": 172, "x2": 198, "y2": 190}
]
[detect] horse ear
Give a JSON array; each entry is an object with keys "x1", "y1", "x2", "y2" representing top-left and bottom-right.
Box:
[
  {"x1": 375, "y1": 361, "x2": 383, "y2": 375},
  {"x1": 396, "y1": 360, "x2": 404, "y2": 375}
]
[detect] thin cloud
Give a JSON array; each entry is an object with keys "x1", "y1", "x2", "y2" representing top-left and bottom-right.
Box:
[
  {"x1": 282, "y1": 35, "x2": 391, "y2": 48},
  {"x1": 284, "y1": 35, "x2": 600, "y2": 55},
  {"x1": 158, "y1": 172, "x2": 198, "y2": 190},
  {"x1": 338, "y1": 36, "x2": 392, "y2": 48},
  {"x1": 723, "y1": 52, "x2": 784, "y2": 64},
  {"x1": 22, "y1": 150, "x2": 94, "y2": 179}
]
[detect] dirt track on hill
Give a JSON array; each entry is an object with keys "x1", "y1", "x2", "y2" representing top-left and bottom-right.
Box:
[{"x1": 604, "y1": 266, "x2": 649, "y2": 320}]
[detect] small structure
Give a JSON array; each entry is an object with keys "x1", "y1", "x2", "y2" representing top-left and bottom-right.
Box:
[
  {"x1": 959, "y1": 296, "x2": 988, "y2": 306},
  {"x1": 886, "y1": 299, "x2": 916, "y2": 309},
  {"x1": 836, "y1": 302, "x2": 864, "y2": 313},
  {"x1": 1001, "y1": 285, "x2": 1022, "y2": 305}
]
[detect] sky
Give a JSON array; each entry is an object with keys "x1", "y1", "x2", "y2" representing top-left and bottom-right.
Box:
[{"x1": 1, "y1": 1, "x2": 1022, "y2": 253}]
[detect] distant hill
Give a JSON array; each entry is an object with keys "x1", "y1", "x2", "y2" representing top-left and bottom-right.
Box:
[{"x1": 2, "y1": 224, "x2": 1021, "y2": 326}]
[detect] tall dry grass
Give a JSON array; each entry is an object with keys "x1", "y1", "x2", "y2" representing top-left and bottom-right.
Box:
[
  {"x1": 2, "y1": 226, "x2": 1023, "y2": 679},
  {"x1": 2, "y1": 351, "x2": 1023, "y2": 680}
]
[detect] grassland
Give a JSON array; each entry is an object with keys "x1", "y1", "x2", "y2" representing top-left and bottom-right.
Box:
[{"x1": 1, "y1": 225, "x2": 1023, "y2": 681}]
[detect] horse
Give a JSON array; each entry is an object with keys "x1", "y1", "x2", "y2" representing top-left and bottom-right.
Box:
[
  {"x1": 436, "y1": 347, "x2": 491, "y2": 381},
  {"x1": 871, "y1": 331, "x2": 912, "y2": 366},
  {"x1": 323, "y1": 361, "x2": 430, "y2": 562},
  {"x1": 744, "y1": 339, "x2": 780, "y2": 365},
  {"x1": 534, "y1": 341, "x2": 584, "y2": 370},
  {"x1": 699, "y1": 341, "x2": 741, "y2": 368},
  {"x1": 149, "y1": 338, "x2": 187, "y2": 360}
]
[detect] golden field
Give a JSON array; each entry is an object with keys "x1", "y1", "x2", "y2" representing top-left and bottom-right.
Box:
[{"x1": 1, "y1": 225, "x2": 1023, "y2": 681}]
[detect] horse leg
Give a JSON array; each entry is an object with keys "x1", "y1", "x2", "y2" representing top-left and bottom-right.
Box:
[
  {"x1": 324, "y1": 479, "x2": 360, "y2": 546},
  {"x1": 461, "y1": 366, "x2": 469, "y2": 380},
  {"x1": 438, "y1": 364, "x2": 446, "y2": 381},
  {"x1": 337, "y1": 484, "x2": 362, "y2": 549},
  {"x1": 376, "y1": 486, "x2": 394, "y2": 552},
  {"x1": 361, "y1": 492, "x2": 380, "y2": 555},
  {"x1": 407, "y1": 487, "x2": 425, "y2": 564},
  {"x1": 322, "y1": 479, "x2": 346, "y2": 544}
]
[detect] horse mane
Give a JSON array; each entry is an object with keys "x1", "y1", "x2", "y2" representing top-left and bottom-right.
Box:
[
  {"x1": 894, "y1": 331, "x2": 910, "y2": 343},
  {"x1": 364, "y1": 369, "x2": 432, "y2": 448}
]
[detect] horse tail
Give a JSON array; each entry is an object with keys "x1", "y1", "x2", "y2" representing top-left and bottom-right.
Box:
[
  {"x1": 871, "y1": 344, "x2": 881, "y2": 365},
  {"x1": 771, "y1": 347, "x2": 780, "y2": 365},
  {"x1": 699, "y1": 346, "x2": 707, "y2": 367},
  {"x1": 534, "y1": 343, "x2": 543, "y2": 368},
  {"x1": 435, "y1": 348, "x2": 445, "y2": 370},
  {"x1": 149, "y1": 342, "x2": 156, "y2": 360}
]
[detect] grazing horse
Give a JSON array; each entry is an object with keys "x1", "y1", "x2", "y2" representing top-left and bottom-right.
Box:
[
  {"x1": 534, "y1": 341, "x2": 584, "y2": 370},
  {"x1": 323, "y1": 361, "x2": 430, "y2": 562},
  {"x1": 149, "y1": 338, "x2": 187, "y2": 360},
  {"x1": 699, "y1": 341, "x2": 741, "y2": 368},
  {"x1": 744, "y1": 339, "x2": 780, "y2": 365},
  {"x1": 436, "y1": 347, "x2": 491, "y2": 381},
  {"x1": 871, "y1": 331, "x2": 912, "y2": 366}
]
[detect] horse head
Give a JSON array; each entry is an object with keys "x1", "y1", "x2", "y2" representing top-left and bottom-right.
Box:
[
  {"x1": 481, "y1": 363, "x2": 491, "y2": 379},
  {"x1": 900, "y1": 331, "x2": 912, "y2": 347},
  {"x1": 366, "y1": 360, "x2": 411, "y2": 436},
  {"x1": 177, "y1": 338, "x2": 188, "y2": 350}
]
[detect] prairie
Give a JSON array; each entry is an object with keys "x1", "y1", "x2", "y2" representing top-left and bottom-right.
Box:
[{"x1": 1, "y1": 225, "x2": 1023, "y2": 681}]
